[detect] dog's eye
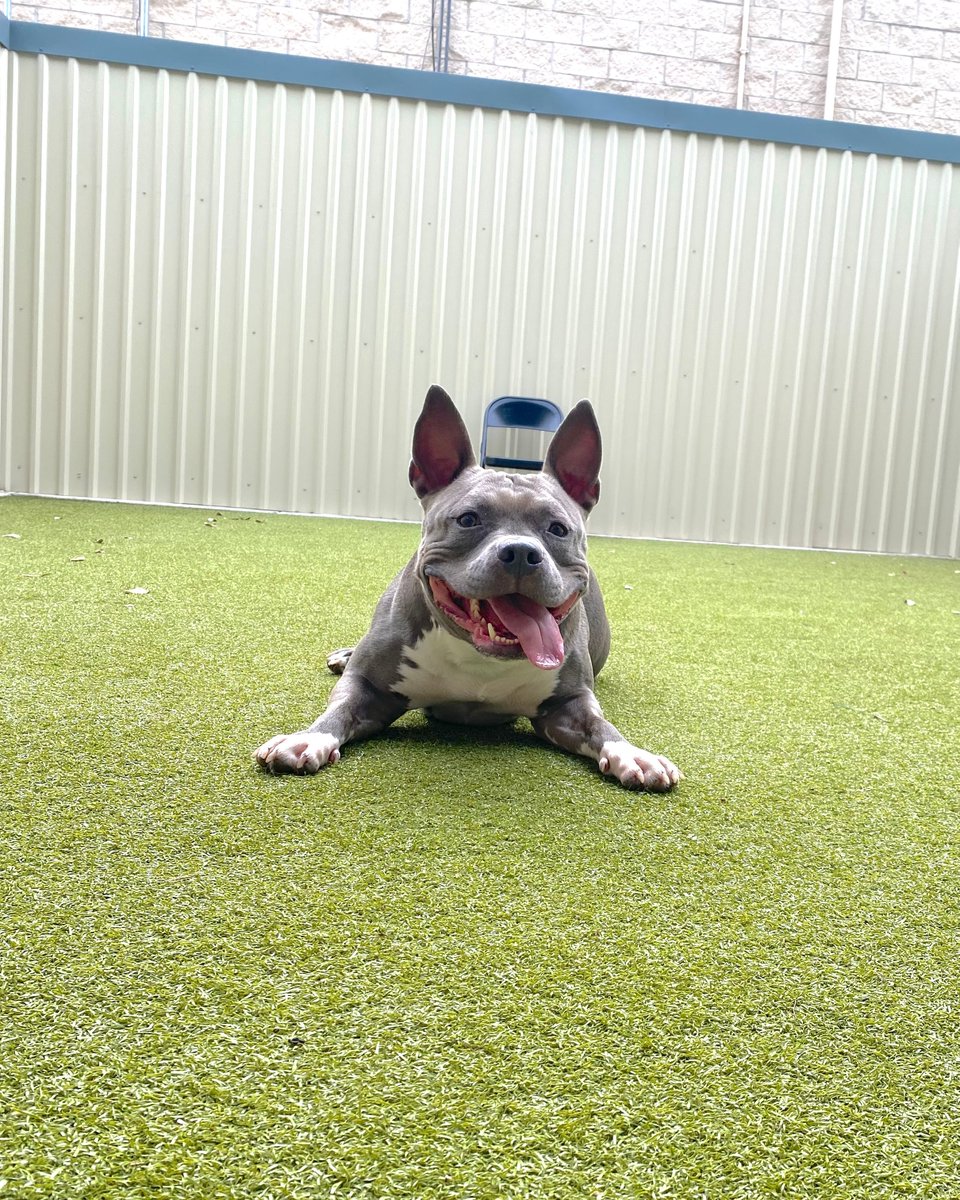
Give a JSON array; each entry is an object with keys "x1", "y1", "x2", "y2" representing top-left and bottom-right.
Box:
[
  {"x1": 547, "y1": 521, "x2": 569, "y2": 538},
  {"x1": 456, "y1": 511, "x2": 480, "y2": 529}
]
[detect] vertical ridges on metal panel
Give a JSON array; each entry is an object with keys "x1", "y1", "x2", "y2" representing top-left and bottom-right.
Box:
[
  {"x1": 927, "y1": 166, "x2": 960, "y2": 557},
  {"x1": 876, "y1": 160, "x2": 924, "y2": 553},
  {"x1": 316, "y1": 89, "x2": 344, "y2": 516},
  {"x1": 0, "y1": 46, "x2": 12, "y2": 491},
  {"x1": 147, "y1": 69, "x2": 169, "y2": 503},
  {"x1": 204, "y1": 75, "x2": 228, "y2": 507},
  {"x1": 90, "y1": 62, "x2": 110, "y2": 497},
  {"x1": 703, "y1": 139, "x2": 749, "y2": 545},
  {"x1": 849, "y1": 155, "x2": 901, "y2": 552},
  {"x1": 677, "y1": 135, "x2": 723, "y2": 542},
  {"x1": 750, "y1": 144, "x2": 799, "y2": 548},
  {"x1": 32, "y1": 55, "x2": 50, "y2": 493},
  {"x1": 653, "y1": 131, "x2": 697, "y2": 540},
  {"x1": 451, "y1": 106, "x2": 485, "y2": 417},
  {"x1": 175, "y1": 71, "x2": 199, "y2": 505},
  {"x1": 59, "y1": 59, "x2": 79, "y2": 496},
  {"x1": 606, "y1": 126, "x2": 645, "y2": 534},
  {"x1": 370, "y1": 97, "x2": 399, "y2": 518},
  {"x1": 343, "y1": 92, "x2": 371, "y2": 514},
  {"x1": 478, "y1": 111, "x2": 511, "y2": 408},
  {"x1": 118, "y1": 64, "x2": 140, "y2": 498},
  {"x1": 561, "y1": 124, "x2": 592, "y2": 409},
  {"x1": 825, "y1": 153, "x2": 878, "y2": 550},
  {"x1": 288, "y1": 85, "x2": 315, "y2": 513},
  {"x1": 233, "y1": 80, "x2": 258, "y2": 508},
  {"x1": 803, "y1": 151, "x2": 849, "y2": 549},
  {"x1": 4, "y1": 51, "x2": 959, "y2": 558},
  {"x1": 260, "y1": 83, "x2": 288, "y2": 509},
  {"x1": 777, "y1": 147, "x2": 827, "y2": 547},
  {"x1": 729, "y1": 142, "x2": 776, "y2": 545}
]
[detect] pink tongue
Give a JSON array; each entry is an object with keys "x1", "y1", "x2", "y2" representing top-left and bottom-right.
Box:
[{"x1": 488, "y1": 595, "x2": 564, "y2": 670}]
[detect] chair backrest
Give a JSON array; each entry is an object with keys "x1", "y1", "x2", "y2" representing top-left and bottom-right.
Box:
[{"x1": 479, "y1": 396, "x2": 564, "y2": 471}]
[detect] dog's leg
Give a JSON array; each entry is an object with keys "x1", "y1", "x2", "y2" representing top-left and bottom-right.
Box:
[
  {"x1": 533, "y1": 691, "x2": 680, "y2": 792},
  {"x1": 255, "y1": 673, "x2": 407, "y2": 775}
]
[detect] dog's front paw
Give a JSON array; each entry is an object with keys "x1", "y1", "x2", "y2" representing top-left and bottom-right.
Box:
[
  {"x1": 254, "y1": 731, "x2": 341, "y2": 774},
  {"x1": 599, "y1": 740, "x2": 681, "y2": 791}
]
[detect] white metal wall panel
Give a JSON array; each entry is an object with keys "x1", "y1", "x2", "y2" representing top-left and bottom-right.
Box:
[{"x1": 3, "y1": 50, "x2": 959, "y2": 555}]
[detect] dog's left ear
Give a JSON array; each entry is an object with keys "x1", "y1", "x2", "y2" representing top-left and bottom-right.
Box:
[
  {"x1": 543, "y1": 400, "x2": 601, "y2": 512},
  {"x1": 409, "y1": 385, "x2": 477, "y2": 500}
]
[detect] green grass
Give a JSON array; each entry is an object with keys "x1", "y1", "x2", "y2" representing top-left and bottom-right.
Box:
[{"x1": 2, "y1": 494, "x2": 959, "y2": 1199}]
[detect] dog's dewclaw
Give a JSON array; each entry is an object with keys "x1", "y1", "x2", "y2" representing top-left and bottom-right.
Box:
[{"x1": 326, "y1": 648, "x2": 354, "y2": 675}]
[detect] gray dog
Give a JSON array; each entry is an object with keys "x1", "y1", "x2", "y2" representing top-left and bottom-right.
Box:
[{"x1": 255, "y1": 386, "x2": 680, "y2": 791}]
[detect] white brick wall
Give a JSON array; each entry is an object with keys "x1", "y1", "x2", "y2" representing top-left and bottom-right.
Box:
[{"x1": 14, "y1": 0, "x2": 960, "y2": 135}]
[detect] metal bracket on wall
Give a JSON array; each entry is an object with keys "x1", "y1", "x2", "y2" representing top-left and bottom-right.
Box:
[{"x1": 431, "y1": 0, "x2": 452, "y2": 72}]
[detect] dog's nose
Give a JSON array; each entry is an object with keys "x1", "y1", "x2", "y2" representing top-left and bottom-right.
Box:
[{"x1": 497, "y1": 540, "x2": 544, "y2": 573}]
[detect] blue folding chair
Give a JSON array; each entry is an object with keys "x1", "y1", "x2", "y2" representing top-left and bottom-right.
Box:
[{"x1": 478, "y1": 396, "x2": 563, "y2": 471}]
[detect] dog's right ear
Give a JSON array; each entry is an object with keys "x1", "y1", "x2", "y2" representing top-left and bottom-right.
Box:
[{"x1": 409, "y1": 385, "x2": 477, "y2": 500}]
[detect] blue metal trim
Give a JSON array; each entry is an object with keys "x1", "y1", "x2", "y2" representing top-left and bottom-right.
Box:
[
  {"x1": 0, "y1": 13, "x2": 11, "y2": 48},
  {"x1": 6, "y1": 19, "x2": 960, "y2": 165}
]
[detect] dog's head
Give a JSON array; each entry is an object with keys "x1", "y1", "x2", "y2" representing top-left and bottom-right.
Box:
[{"x1": 409, "y1": 385, "x2": 601, "y2": 671}]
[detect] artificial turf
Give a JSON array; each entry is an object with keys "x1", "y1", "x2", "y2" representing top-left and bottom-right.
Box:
[{"x1": 2, "y1": 494, "x2": 959, "y2": 1199}]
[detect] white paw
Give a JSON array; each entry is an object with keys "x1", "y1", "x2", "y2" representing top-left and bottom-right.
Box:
[
  {"x1": 598, "y1": 739, "x2": 681, "y2": 792},
  {"x1": 254, "y1": 731, "x2": 341, "y2": 775}
]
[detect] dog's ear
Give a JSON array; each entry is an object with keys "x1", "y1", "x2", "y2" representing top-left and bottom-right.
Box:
[
  {"x1": 409, "y1": 385, "x2": 477, "y2": 500},
  {"x1": 543, "y1": 400, "x2": 601, "y2": 512}
]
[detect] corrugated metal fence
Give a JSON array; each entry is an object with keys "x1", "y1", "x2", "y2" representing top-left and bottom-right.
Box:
[{"x1": 3, "y1": 45, "x2": 959, "y2": 555}]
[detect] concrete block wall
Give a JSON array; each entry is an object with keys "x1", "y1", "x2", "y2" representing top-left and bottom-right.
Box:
[{"x1": 13, "y1": 0, "x2": 960, "y2": 134}]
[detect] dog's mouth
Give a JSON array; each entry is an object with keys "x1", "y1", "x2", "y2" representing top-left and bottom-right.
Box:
[{"x1": 427, "y1": 577, "x2": 579, "y2": 670}]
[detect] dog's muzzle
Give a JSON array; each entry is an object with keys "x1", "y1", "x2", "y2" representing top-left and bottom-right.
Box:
[{"x1": 427, "y1": 576, "x2": 580, "y2": 670}]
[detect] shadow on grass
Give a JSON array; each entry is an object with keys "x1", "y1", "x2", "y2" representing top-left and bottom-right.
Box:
[{"x1": 261, "y1": 713, "x2": 552, "y2": 768}]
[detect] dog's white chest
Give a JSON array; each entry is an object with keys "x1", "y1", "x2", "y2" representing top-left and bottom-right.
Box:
[{"x1": 393, "y1": 625, "x2": 559, "y2": 717}]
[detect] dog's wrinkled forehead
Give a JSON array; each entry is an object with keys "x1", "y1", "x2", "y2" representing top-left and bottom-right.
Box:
[{"x1": 424, "y1": 467, "x2": 584, "y2": 528}]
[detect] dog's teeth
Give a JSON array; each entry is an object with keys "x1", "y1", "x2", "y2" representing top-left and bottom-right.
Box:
[
  {"x1": 470, "y1": 599, "x2": 482, "y2": 621},
  {"x1": 487, "y1": 622, "x2": 496, "y2": 639}
]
